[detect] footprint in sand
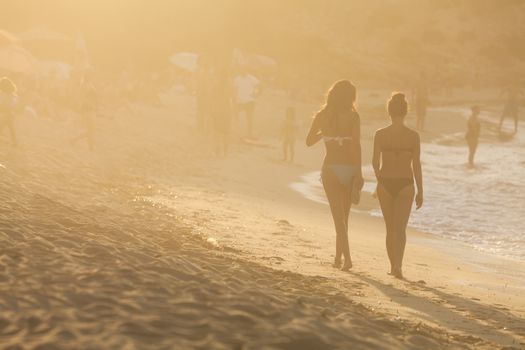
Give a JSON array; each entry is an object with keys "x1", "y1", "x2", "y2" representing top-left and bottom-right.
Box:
[{"x1": 276, "y1": 219, "x2": 293, "y2": 227}]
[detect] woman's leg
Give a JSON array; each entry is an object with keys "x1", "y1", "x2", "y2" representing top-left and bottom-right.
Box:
[
  {"x1": 391, "y1": 185, "x2": 415, "y2": 278},
  {"x1": 514, "y1": 111, "x2": 518, "y2": 133},
  {"x1": 467, "y1": 140, "x2": 476, "y2": 165},
  {"x1": 340, "y1": 181, "x2": 353, "y2": 270},
  {"x1": 323, "y1": 170, "x2": 349, "y2": 267},
  {"x1": 282, "y1": 140, "x2": 288, "y2": 161},
  {"x1": 499, "y1": 105, "x2": 508, "y2": 131},
  {"x1": 377, "y1": 183, "x2": 396, "y2": 273}
]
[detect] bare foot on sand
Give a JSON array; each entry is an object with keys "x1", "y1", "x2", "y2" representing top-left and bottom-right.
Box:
[
  {"x1": 341, "y1": 260, "x2": 353, "y2": 271},
  {"x1": 332, "y1": 259, "x2": 342, "y2": 268},
  {"x1": 388, "y1": 267, "x2": 403, "y2": 279}
]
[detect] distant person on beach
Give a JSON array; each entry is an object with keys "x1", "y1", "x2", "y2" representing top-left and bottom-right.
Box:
[
  {"x1": 281, "y1": 107, "x2": 297, "y2": 162},
  {"x1": 415, "y1": 72, "x2": 429, "y2": 131},
  {"x1": 306, "y1": 80, "x2": 364, "y2": 271},
  {"x1": 195, "y1": 56, "x2": 212, "y2": 131},
  {"x1": 498, "y1": 82, "x2": 522, "y2": 134},
  {"x1": 466, "y1": 106, "x2": 481, "y2": 166},
  {"x1": 71, "y1": 79, "x2": 97, "y2": 151},
  {"x1": 211, "y1": 68, "x2": 233, "y2": 156},
  {"x1": 0, "y1": 77, "x2": 19, "y2": 146},
  {"x1": 233, "y1": 67, "x2": 260, "y2": 138},
  {"x1": 372, "y1": 93, "x2": 423, "y2": 279}
]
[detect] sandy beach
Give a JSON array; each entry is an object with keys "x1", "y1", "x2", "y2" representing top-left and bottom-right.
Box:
[{"x1": 1, "y1": 87, "x2": 524, "y2": 350}]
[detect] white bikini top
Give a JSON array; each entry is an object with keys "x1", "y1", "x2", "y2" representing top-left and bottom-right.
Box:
[{"x1": 323, "y1": 136, "x2": 352, "y2": 146}]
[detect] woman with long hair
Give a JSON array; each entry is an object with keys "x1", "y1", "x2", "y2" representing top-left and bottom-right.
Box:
[
  {"x1": 372, "y1": 93, "x2": 423, "y2": 279},
  {"x1": 306, "y1": 80, "x2": 364, "y2": 271}
]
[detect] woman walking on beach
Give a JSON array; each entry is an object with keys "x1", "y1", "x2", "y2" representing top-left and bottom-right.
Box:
[
  {"x1": 372, "y1": 93, "x2": 423, "y2": 279},
  {"x1": 306, "y1": 80, "x2": 364, "y2": 271}
]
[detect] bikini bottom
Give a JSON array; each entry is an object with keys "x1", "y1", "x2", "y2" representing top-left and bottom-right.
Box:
[
  {"x1": 379, "y1": 178, "x2": 414, "y2": 198},
  {"x1": 322, "y1": 164, "x2": 356, "y2": 188}
]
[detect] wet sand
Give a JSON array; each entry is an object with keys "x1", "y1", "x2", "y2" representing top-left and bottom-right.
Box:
[{"x1": 0, "y1": 89, "x2": 524, "y2": 349}]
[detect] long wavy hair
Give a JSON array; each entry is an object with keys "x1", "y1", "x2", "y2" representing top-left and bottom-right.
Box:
[
  {"x1": 321, "y1": 80, "x2": 356, "y2": 114},
  {"x1": 318, "y1": 80, "x2": 357, "y2": 134}
]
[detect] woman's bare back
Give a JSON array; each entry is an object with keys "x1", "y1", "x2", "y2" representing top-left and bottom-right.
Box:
[{"x1": 375, "y1": 125, "x2": 419, "y2": 179}]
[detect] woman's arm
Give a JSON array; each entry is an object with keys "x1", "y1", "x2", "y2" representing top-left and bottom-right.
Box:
[
  {"x1": 306, "y1": 114, "x2": 322, "y2": 146},
  {"x1": 352, "y1": 115, "x2": 364, "y2": 189},
  {"x1": 413, "y1": 133, "x2": 424, "y2": 209},
  {"x1": 372, "y1": 130, "x2": 381, "y2": 180}
]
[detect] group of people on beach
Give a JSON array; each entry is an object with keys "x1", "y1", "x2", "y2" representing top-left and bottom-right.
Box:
[
  {"x1": 307, "y1": 78, "x2": 523, "y2": 278},
  {"x1": 195, "y1": 56, "x2": 261, "y2": 157},
  {"x1": 0, "y1": 75, "x2": 99, "y2": 151}
]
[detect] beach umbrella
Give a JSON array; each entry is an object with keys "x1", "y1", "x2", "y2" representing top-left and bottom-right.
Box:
[
  {"x1": 39, "y1": 61, "x2": 73, "y2": 80},
  {"x1": 169, "y1": 52, "x2": 199, "y2": 71},
  {"x1": 18, "y1": 27, "x2": 73, "y2": 61},
  {"x1": 0, "y1": 30, "x2": 18, "y2": 46},
  {"x1": 18, "y1": 27, "x2": 70, "y2": 43},
  {"x1": 234, "y1": 48, "x2": 277, "y2": 70},
  {"x1": 0, "y1": 44, "x2": 37, "y2": 74},
  {"x1": 248, "y1": 54, "x2": 277, "y2": 68}
]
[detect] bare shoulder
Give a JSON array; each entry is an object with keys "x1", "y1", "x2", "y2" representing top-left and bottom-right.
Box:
[
  {"x1": 374, "y1": 126, "x2": 389, "y2": 139},
  {"x1": 405, "y1": 127, "x2": 421, "y2": 144}
]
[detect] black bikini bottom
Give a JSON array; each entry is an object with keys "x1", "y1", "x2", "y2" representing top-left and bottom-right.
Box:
[{"x1": 379, "y1": 178, "x2": 414, "y2": 198}]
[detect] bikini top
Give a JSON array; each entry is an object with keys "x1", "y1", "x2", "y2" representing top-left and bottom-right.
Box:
[
  {"x1": 319, "y1": 109, "x2": 357, "y2": 146},
  {"x1": 323, "y1": 136, "x2": 352, "y2": 146},
  {"x1": 382, "y1": 146, "x2": 413, "y2": 155}
]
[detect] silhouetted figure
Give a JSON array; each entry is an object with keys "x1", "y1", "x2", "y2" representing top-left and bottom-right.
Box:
[
  {"x1": 498, "y1": 83, "x2": 522, "y2": 134},
  {"x1": 306, "y1": 80, "x2": 364, "y2": 271},
  {"x1": 195, "y1": 56, "x2": 212, "y2": 131},
  {"x1": 0, "y1": 77, "x2": 18, "y2": 146},
  {"x1": 466, "y1": 106, "x2": 481, "y2": 167},
  {"x1": 372, "y1": 93, "x2": 423, "y2": 279},
  {"x1": 415, "y1": 72, "x2": 429, "y2": 131},
  {"x1": 211, "y1": 68, "x2": 233, "y2": 157},
  {"x1": 71, "y1": 80, "x2": 97, "y2": 151},
  {"x1": 233, "y1": 67, "x2": 259, "y2": 138},
  {"x1": 281, "y1": 107, "x2": 297, "y2": 162}
]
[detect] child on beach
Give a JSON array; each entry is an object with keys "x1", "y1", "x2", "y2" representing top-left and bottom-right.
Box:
[
  {"x1": 466, "y1": 106, "x2": 481, "y2": 167},
  {"x1": 0, "y1": 77, "x2": 19, "y2": 146},
  {"x1": 281, "y1": 107, "x2": 297, "y2": 162}
]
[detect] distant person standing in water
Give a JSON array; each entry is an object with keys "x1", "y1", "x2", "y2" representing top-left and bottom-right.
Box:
[
  {"x1": 233, "y1": 67, "x2": 260, "y2": 138},
  {"x1": 0, "y1": 77, "x2": 18, "y2": 146},
  {"x1": 498, "y1": 82, "x2": 522, "y2": 134},
  {"x1": 415, "y1": 72, "x2": 429, "y2": 131},
  {"x1": 281, "y1": 107, "x2": 297, "y2": 162},
  {"x1": 306, "y1": 80, "x2": 364, "y2": 271},
  {"x1": 466, "y1": 106, "x2": 481, "y2": 167},
  {"x1": 372, "y1": 93, "x2": 423, "y2": 279}
]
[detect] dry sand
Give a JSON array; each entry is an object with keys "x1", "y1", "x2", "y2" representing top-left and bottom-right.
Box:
[{"x1": 0, "y1": 88, "x2": 524, "y2": 349}]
